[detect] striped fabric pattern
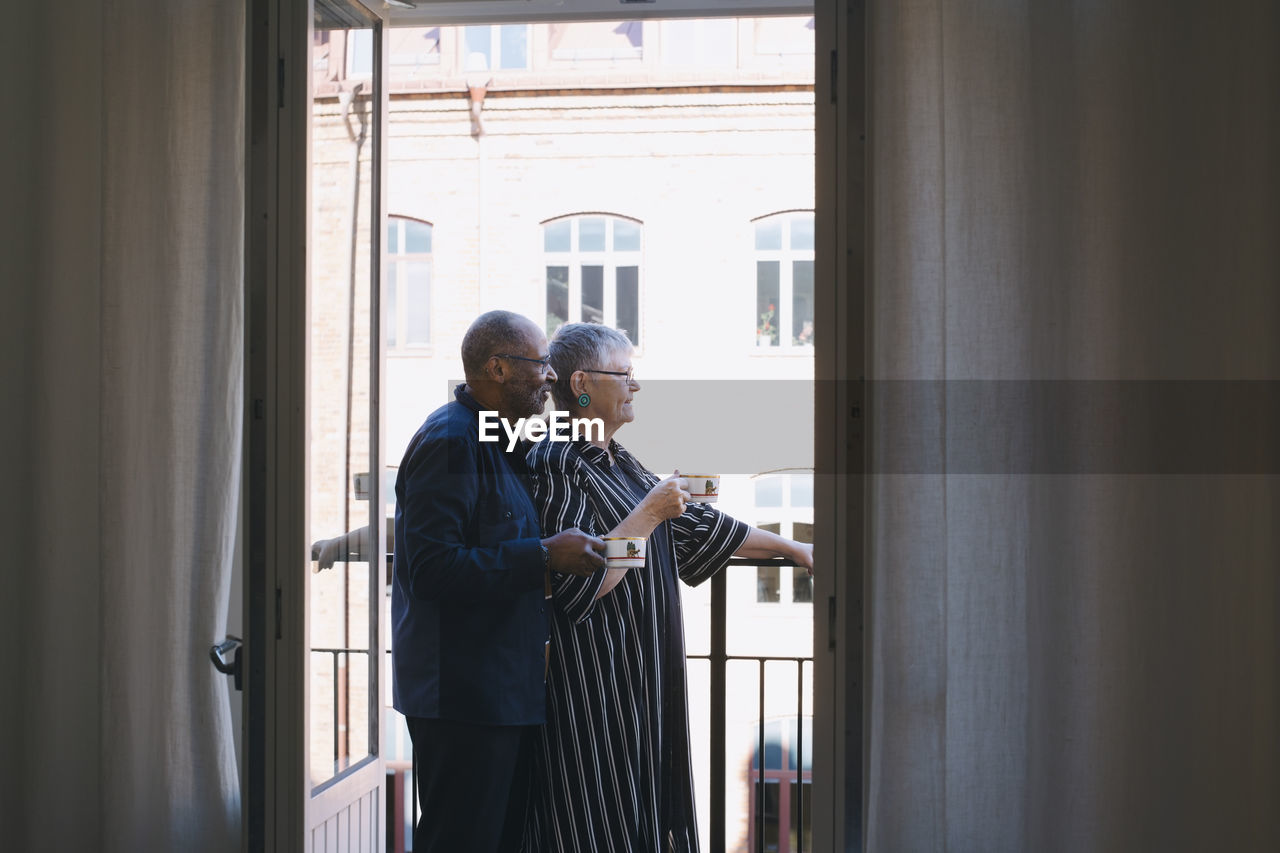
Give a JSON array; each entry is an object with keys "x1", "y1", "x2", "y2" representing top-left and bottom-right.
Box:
[{"x1": 524, "y1": 438, "x2": 749, "y2": 852}]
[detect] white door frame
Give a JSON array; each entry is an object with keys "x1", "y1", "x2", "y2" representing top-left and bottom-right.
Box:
[
  {"x1": 246, "y1": 0, "x2": 864, "y2": 850},
  {"x1": 246, "y1": 0, "x2": 389, "y2": 849}
]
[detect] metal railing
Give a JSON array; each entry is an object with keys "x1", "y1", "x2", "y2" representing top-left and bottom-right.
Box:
[
  {"x1": 690, "y1": 557, "x2": 812, "y2": 853},
  {"x1": 350, "y1": 556, "x2": 811, "y2": 853},
  {"x1": 310, "y1": 647, "x2": 370, "y2": 771}
]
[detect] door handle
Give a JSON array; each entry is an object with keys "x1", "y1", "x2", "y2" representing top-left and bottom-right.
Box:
[{"x1": 210, "y1": 635, "x2": 243, "y2": 691}]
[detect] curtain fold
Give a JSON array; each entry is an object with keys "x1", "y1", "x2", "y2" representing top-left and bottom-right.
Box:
[
  {"x1": 97, "y1": 1, "x2": 245, "y2": 850},
  {"x1": 867, "y1": 1, "x2": 1278, "y2": 849}
]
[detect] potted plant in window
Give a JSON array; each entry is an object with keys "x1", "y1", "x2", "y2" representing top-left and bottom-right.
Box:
[{"x1": 757, "y1": 303, "x2": 776, "y2": 347}]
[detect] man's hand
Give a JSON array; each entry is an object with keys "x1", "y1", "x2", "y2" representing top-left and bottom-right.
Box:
[{"x1": 543, "y1": 528, "x2": 606, "y2": 577}]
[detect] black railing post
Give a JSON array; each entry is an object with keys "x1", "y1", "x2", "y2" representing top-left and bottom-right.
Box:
[
  {"x1": 709, "y1": 567, "x2": 727, "y2": 853},
  {"x1": 757, "y1": 659, "x2": 766, "y2": 853},
  {"x1": 333, "y1": 651, "x2": 341, "y2": 769},
  {"x1": 797, "y1": 660, "x2": 805, "y2": 853}
]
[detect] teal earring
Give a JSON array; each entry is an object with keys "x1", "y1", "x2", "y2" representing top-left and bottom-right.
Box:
[{"x1": 577, "y1": 393, "x2": 591, "y2": 407}]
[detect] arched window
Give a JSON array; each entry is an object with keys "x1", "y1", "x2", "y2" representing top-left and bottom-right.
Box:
[
  {"x1": 385, "y1": 216, "x2": 433, "y2": 351},
  {"x1": 542, "y1": 214, "x2": 642, "y2": 346},
  {"x1": 753, "y1": 212, "x2": 814, "y2": 349}
]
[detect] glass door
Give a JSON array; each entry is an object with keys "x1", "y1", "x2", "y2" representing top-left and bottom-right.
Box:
[{"x1": 304, "y1": 0, "x2": 386, "y2": 848}]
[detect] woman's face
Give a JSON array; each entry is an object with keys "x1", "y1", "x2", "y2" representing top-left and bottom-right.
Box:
[{"x1": 579, "y1": 345, "x2": 639, "y2": 433}]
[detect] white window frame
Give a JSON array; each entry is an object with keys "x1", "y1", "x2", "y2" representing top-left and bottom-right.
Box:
[
  {"x1": 753, "y1": 210, "x2": 815, "y2": 351},
  {"x1": 385, "y1": 216, "x2": 433, "y2": 353},
  {"x1": 345, "y1": 28, "x2": 375, "y2": 79},
  {"x1": 460, "y1": 23, "x2": 530, "y2": 72},
  {"x1": 543, "y1": 214, "x2": 643, "y2": 347}
]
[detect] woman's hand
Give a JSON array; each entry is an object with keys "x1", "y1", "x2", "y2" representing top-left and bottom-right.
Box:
[
  {"x1": 792, "y1": 541, "x2": 815, "y2": 576},
  {"x1": 641, "y1": 470, "x2": 692, "y2": 523}
]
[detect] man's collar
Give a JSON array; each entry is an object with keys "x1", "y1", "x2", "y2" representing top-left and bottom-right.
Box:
[{"x1": 454, "y1": 383, "x2": 482, "y2": 413}]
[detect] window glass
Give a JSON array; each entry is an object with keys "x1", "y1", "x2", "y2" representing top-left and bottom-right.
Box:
[
  {"x1": 791, "y1": 475, "x2": 813, "y2": 508},
  {"x1": 544, "y1": 219, "x2": 571, "y2": 252},
  {"x1": 761, "y1": 780, "x2": 781, "y2": 849},
  {"x1": 786, "y1": 717, "x2": 813, "y2": 770},
  {"x1": 348, "y1": 29, "x2": 373, "y2": 77},
  {"x1": 616, "y1": 266, "x2": 640, "y2": 345},
  {"x1": 405, "y1": 261, "x2": 431, "y2": 345},
  {"x1": 405, "y1": 219, "x2": 432, "y2": 253},
  {"x1": 756, "y1": 564, "x2": 780, "y2": 603},
  {"x1": 463, "y1": 26, "x2": 491, "y2": 71},
  {"x1": 792, "y1": 260, "x2": 814, "y2": 346},
  {"x1": 614, "y1": 218, "x2": 642, "y2": 251},
  {"x1": 579, "y1": 217, "x2": 606, "y2": 252},
  {"x1": 754, "y1": 477, "x2": 783, "y2": 507},
  {"x1": 581, "y1": 265, "x2": 604, "y2": 324},
  {"x1": 386, "y1": 217, "x2": 432, "y2": 350},
  {"x1": 757, "y1": 261, "x2": 780, "y2": 346},
  {"x1": 790, "y1": 780, "x2": 814, "y2": 851},
  {"x1": 499, "y1": 24, "x2": 528, "y2": 70},
  {"x1": 792, "y1": 568, "x2": 813, "y2": 603},
  {"x1": 546, "y1": 266, "x2": 570, "y2": 332},
  {"x1": 790, "y1": 213, "x2": 814, "y2": 250},
  {"x1": 755, "y1": 218, "x2": 782, "y2": 250}
]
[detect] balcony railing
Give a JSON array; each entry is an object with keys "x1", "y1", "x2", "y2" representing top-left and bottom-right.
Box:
[
  {"x1": 694, "y1": 557, "x2": 812, "y2": 853},
  {"x1": 315, "y1": 557, "x2": 811, "y2": 853}
]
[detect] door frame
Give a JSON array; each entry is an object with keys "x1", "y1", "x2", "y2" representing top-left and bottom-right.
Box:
[
  {"x1": 246, "y1": 0, "x2": 390, "y2": 849},
  {"x1": 246, "y1": 0, "x2": 863, "y2": 850}
]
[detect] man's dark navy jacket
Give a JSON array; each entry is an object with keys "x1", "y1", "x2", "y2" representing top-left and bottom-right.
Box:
[{"x1": 391, "y1": 385, "x2": 548, "y2": 725}]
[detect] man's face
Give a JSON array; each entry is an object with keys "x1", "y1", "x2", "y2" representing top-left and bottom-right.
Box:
[{"x1": 498, "y1": 325, "x2": 558, "y2": 421}]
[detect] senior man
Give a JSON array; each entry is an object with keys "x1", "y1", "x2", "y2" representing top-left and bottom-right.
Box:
[{"x1": 392, "y1": 310, "x2": 605, "y2": 852}]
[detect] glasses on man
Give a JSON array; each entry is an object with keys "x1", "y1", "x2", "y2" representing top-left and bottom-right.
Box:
[
  {"x1": 584, "y1": 366, "x2": 636, "y2": 383},
  {"x1": 496, "y1": 353, "x2": 553, "y2": 373}
]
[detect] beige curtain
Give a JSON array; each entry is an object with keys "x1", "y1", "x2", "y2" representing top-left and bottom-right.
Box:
[
  {"x1": 1, "y1": 1, "x2": 244, "y2": 850},
  {"x1": 866, "y1": 1, "x2": 1278, "y2": 849}
]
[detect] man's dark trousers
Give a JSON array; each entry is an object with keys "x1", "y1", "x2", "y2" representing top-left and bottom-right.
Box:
[{"x1": 408, "y1": 716, "x2": 536, "y2": 853}]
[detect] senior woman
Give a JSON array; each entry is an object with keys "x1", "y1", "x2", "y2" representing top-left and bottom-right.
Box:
[{"x1": 524, "y1": 323, "x2": 813, "y2": 852}]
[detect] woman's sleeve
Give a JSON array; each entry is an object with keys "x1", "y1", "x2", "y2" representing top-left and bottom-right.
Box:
[
  {"x1": 527, "y1": 442, "x2": 608, "y2": 623},
  {"x1": 669, "y1": 502, "x2": 751, "y2": 587}
]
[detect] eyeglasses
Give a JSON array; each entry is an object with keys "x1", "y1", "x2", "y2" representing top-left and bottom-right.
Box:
[
  {"x1": 584, "y1": 366, "x2": 636, "y2": 383},
  {"x1": 495, "y1": 353, "x2": 553, "y2": 373}
]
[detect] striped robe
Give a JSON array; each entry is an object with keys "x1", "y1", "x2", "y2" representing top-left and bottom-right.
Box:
[{"x1": 524, "y1": 438, "x2": 748, "y2": 852}]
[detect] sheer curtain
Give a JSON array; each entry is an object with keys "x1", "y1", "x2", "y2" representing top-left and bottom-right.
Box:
[
  {"x1": 2, "y1": 1, "x2": 244, "y2": 850},
  {"x1": 866, "y1": 1, "x2": 1278, "y2": 849}
]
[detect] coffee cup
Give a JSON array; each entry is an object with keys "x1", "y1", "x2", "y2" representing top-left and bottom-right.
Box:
[
  {"x1": 683, "y1": 473, "x2": 720, "y2": 503},
  {"x1": 604, "y1": 536, "x2": 646, "y2": 569}
]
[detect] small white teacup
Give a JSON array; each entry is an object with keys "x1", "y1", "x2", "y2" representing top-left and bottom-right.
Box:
[
  {"x1": 604, "y1": 536, "x2": 646, "y2": 569},
  {"x1": 683, "y1": 473, "x2": 721, "y2": 503}
]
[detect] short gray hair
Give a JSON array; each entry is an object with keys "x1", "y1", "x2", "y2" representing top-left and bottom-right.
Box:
[{"x1": 548, "y1": 323, "x2": 633, "y2": 409}]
